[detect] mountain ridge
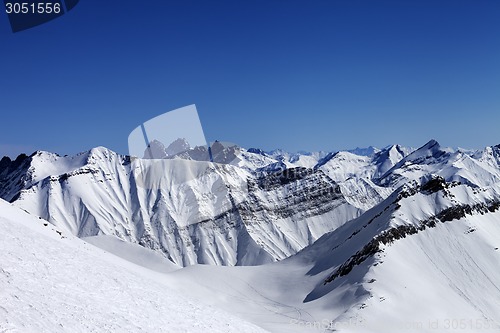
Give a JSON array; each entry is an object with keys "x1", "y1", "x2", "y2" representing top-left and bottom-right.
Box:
[{"x1": 2, "y1": 139, "x2": 500, "y2": 268}]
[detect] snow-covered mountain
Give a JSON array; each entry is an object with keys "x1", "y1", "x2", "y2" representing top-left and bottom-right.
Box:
[
  {"x1": 164, "y1": 173, "x2": 500, "y2": 332},
  {"x1": 0, "y1": 198, "x2": 268, "y2": 333},
  {"x1": 1, "y1": 139, "x2": 500, "y2": 268},
  {"x1": 2, "y1": 139, "x2": 500, "y2": 332},
  {"x1": 0, "y1": 146, "x2": 362, "y2": 267},
  {"x1": 376, "y1": 140, "x2": 500, "y2": 188}
]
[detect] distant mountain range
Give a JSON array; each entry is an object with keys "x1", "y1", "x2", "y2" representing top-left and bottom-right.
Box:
[
  {"x1": 1, "y1": 139, "x2": 500, "y2": 332},
  {"x1": 1, "y1": 139, "x2": 499, "y2": 266}
]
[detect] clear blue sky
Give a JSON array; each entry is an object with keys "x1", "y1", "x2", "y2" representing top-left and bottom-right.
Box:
[{"x1": 1, "y1": 0, "x2": 499, "y2": 158}]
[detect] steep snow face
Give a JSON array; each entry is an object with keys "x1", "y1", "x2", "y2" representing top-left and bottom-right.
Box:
[
  {"x1": 2, "y1": 140, "x2": 500, "y2": 333},
  {"x1": 298, "y1": 177, "x2": 500, "y2": 332},
  {"x1": 240, "y1": 167, "x2": 361, "y2": 260},
  {"x1": 311, "y1": 143, "x2": 417, "y2": 210},
  {"x1": 315, "y1": 150, "x2": 396, "y2": 210},
  {"x1": 0, "y1": 199, "x2": 268, "y2": 333},
  {"x1": 25, "y1": 150, "x2": 92, "y2": 185},
  {"x1": 232, "y1": 149, "x2": 285, "y2": 170},
  {"x1": 0, "y1": 149, "x2": 104, "y2": 202},
  {"x1": 288, "y1": 154, "x2": 320, "y2": 169},
  {"x1": 316, "y1": 151, "x2": 374, "y2": 180},
  {"x1": 376, "y1": 140, "x2": 500, "y2": 189},
  {"x1": 375, "y1": 139, "x2": 451, "y2": 187},
  {"x1": 472, "y1": 145, "x2": 500, "y2": 171},
  {"x1": 372, "y1": 145, "x2": 407, "y2": 178},
  {"x1": 8, "y1": 147, "x2": 360, "y2": 267},
  {"x1": 3, "y1": 139, "x2": 500, "y2": 269},
  {"x1": 163, "y1": 177, "x2": 500, "y2": 333}
]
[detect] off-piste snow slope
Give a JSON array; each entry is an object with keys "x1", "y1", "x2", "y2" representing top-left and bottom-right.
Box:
[
  {"x1": 168, "y1": 175, "x2": 500, "y2": 333},
  {"x1": 1, "y1": 139, "x2": 500, "y2": 332},
  {"x1": 5, "y1": 139, "x2": 498, "y2": 269},
  {"x1": 0, "y1": 198, "x2": 269, "y2": 333},
  {"x1": 0, "y1": 147, "x2": 362, "y2": 267}
]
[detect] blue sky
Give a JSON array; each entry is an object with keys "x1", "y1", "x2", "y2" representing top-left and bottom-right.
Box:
[{"x1": 1, "y1": 0, "x2": 499, "y2": 157}]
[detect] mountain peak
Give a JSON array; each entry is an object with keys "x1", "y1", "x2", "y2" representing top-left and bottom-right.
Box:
[
  {"x1": 347, "y1": 146, "x2": 379, "y2": 157},
  {"x1": 89, "y1": 146, "x2": 115, "y2": 154},
  {"x1": 423, "y1": 139, "x2": 440, "y2": 149},
  {"x1": 144, "y1": 140, "x2": 168, "y2": 159},
  {"x1": 246, "y1": 148, "x2": 267, "y2": 156},
  {"x1": 165, "y1": 138, "x2": 191, "y2": 156},
  {"x1": 404, "y1": 139, "x2": 444, "y2": 162}
]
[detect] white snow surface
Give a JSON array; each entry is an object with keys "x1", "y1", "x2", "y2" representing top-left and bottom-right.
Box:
[
  {"x1": 10, "y1": 147, "x2": 361, "y2": 266},
  {"x1": 168, "y1": 180, "x2": 500, "y2": 332},
  {"x1": 0, "y1": 199, "x2": 268, "y2": 333},
  {"x1": 2, "y1": 139, "x2": 500, "y2": 333},
  {"x1": 3, "y1": 139, "x2": 500, "y2": 269}
]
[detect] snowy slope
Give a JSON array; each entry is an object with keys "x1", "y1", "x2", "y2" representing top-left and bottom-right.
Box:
[
  {"x1": 375, "y1": 140, "x2": 500, "y2": 189},
  {"x1": 315, "y1": 150, "x2": 396, "y2": 210},
  {"x1": 2, "y1": 139, "x2": 500, "y2": 270},
  {"x1": 2, "y1": 139, "x2": 500, "y2": 333},
  {"x1": 167, "y1": 177, "x2": 500, "y2": 333},
  {"x1": 0, "y1": 199, "x2": 268, "y2": 333},
  {"x1": 5, "y1": 148, "x2": 360, "y2": 266},
  {"x1": 302, "y1": 176, "x2": 500, "y2": 332}
]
